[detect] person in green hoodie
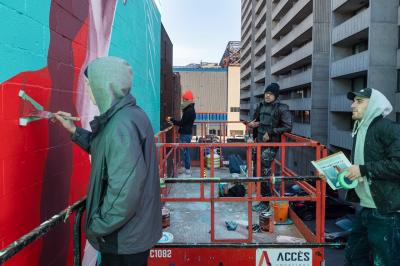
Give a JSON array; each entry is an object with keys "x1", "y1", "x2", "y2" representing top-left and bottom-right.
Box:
[
  {"x1": 55, "y1": 56, "x2": 162, "y2": 266},
  {"x1": 344, "y1": 88, "x2": 400, "y2": 266}
]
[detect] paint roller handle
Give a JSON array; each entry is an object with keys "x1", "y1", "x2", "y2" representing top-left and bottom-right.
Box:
[
  {"x1": 58, "y1": 114, "x2": 80, "y2": 121},
  {"x1": 54, "y1": 111, "x2": 78, "y2": 134}
]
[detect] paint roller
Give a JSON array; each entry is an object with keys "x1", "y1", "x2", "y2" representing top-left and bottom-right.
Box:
[{"x1": 18, "y1": 90, "x2": 79, "y2": 126}]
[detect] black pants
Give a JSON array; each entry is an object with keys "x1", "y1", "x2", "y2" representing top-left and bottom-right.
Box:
[
  {"x1": 345, "y1": 208, "x2": 400, "y2": 265},
  {"x1": 101, "y1": 250, "x2": 150, "y2": 266}
]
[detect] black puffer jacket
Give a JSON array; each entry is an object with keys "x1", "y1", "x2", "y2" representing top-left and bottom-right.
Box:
[
  {"x1": 172, "y1": 103, "x2": 196, "y2": 135},
  {"x1": 346, "y1": 116, "x2": 400, "y2": 214},
  {"x1": 252, "y1": 100, "x2": 292, "y2": 142}
]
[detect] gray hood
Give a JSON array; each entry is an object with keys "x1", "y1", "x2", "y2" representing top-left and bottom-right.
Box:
[{"x1": 86, "y1": 56, "x2": 133, "y2": 114}]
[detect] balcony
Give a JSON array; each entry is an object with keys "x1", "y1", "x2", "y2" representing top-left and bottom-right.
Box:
[
  {"x1": 241, "y1": 41, "x2": 252, "y2": 59},
  {"x1": 242, "y1": 14, "x2": 252, "y2": 37},
  {"x1": 332, "y1": 8, "x2": 370, "y2": 45},
  {"x1": 254, "y1": 54, "x2": 266, "y2": 70},
  {"x1": 240, "y1": 89, "x2": 251, "y2": 100},
  {"x1": 330, "y1": 94, "x2": 352, "y2": 112},
  {"x1": 272, "y1": 0, "x2": 294, "y2": 21},
  {"x1": 254, "y1": 38, "x2": 266, "y2": 56},
  {"x1": 278, "y1": 68, "x2": 312, "y2": 90},
  {"x1": 241, "y1": 78, "x2": 251, "y2": 89},
  {"x1": 241, "y1": 29, "x2": 252, "y2": 48},
  {"x1": 241, "y1": 54, "x2": 251, "y2": 69},
  {"x1": 241, "y1": 103, "x2": 251, "y2": 110},
  {"x1": 241, "y1": 0, "x2": 252, "y2": 21},
  {"x1": 292, "y1": 122, "x2": 311, "y2": 138},
  {"x1": 254, "y1": 84, "x2": 266, "y2": 97},
  {"x1": 281, "y1": 97, "x2": 311, "y2": 111},
  {"x1": 255, "y1": 22, "x2": 267, "y2": 43},
  {"x1": 241, "y1": 65, "x2": 251, "y2": 79},
  {"x1": 329, "y1": 129, "x2": 352, "y2": 150},
  {"x1": 254, "y1": 69, "x2": 266, "y2": 83},
  {"x1": 271, "y1": 41, "x2": 313, "y2": 75},
  {"x1": 331, "y1": 51, "x2": 368, "y2": 78},
  {"x1": 255, "y1": 0, "x2": 266, "y2": 15},
  {"x1": 271, "y1": 14, "x2": 313, "y2": 57},
  {"x1": 332, "y1": 0, "x2": 369, "y2": 14},
  {"x1": 255, "y1": 5, "x2": 267, "y2": 29},
  {"x1": 272, "y1": 0, "x2": 312, "y2": 39}
]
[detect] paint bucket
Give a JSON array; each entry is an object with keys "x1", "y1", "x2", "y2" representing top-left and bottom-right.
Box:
[
  {"x1": 273, "y1": 201, "x2": 289, "y2": 223},
  {"x1": 259, "y1": 211, "x2": 272, "y2": 232},
  {"x1": 162, "y1": 206, "x2": 170, "y2": 228}
]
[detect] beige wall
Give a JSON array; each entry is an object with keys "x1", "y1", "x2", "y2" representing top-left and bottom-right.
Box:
[
  {"x1": 178, "y1": 70, "x2": 228, "y2": 113},
  {"x1": 227, "y1": 65, "x2": 245, "y2": 136}
]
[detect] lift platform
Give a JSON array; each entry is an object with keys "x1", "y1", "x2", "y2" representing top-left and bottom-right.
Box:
[{"x1": 149, "y1": 121, "x2": 332, "y2": 266}]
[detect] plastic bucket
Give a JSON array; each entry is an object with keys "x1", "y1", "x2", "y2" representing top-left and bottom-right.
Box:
[{"x1": 273, "y1": 201, "x2": 289, "y2": 222}]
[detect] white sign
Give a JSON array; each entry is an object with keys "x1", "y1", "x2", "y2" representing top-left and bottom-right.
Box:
[{"x1": 256, "y1": 249, "x2": 312, "y2": 266}]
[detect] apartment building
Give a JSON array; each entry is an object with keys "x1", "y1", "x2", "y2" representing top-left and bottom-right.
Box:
[
  {"x1": 328, "y1": 0, "x2": 399, "y2": 154},
  {"x1": 240, "y1": 0, "x2": 331, "y2": 174},
  {"x1": 240, "y1": 0, "x2": 330, "y2": 142}
]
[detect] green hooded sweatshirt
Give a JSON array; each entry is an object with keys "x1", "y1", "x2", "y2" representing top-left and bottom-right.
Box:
[
  {"x1": 351, "y1": 89, "x2": 393, "y2": 208},
  {"x1": 72, "y1": 57, "x2": 162, "y2": 254}
]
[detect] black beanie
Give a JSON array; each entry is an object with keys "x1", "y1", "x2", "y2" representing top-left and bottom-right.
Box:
[{"x1": 264, "y1": 83, "x2": 280, "y2": 98}]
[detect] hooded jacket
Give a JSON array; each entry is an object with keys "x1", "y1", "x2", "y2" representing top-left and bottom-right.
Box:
[
  {"x1": 71, "y1": 57, "x2": 162, "y2": 254},
  {"x1": 346, "y1": 89, "x2": 400, "y2": 213}
]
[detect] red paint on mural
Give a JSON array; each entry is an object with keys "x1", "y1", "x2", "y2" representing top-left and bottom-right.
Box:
[{"x1": 0, "y1": 14, "x2": 91, "y2": 266}]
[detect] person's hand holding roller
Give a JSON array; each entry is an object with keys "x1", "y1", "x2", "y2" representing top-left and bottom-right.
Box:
[{"x1": 54, "y1": 111, "x2": 79, "y2": 134}]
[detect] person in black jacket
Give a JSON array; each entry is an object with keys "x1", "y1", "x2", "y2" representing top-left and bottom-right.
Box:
[
  {"x1": 168, "y1": 90, "x2": 196, "y2": 175},
  {"x1": 344, "y1": 88, "x2": 400, "y2": 265},
  {"x1": 247, "y1": 83, "x2": 292, "y2": 212}
]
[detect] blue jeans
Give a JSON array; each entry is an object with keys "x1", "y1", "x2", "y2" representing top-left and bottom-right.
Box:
[
  {"x1": 345, "y1": 208, "x2": 400, "y2": 265},
  {"x1": 180, "y1": 134, "x2": 192, "y2": 170}
]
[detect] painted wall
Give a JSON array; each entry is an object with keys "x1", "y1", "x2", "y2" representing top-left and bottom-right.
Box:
[{"x1": 0, "y1": 1, "x2": 160, "y2": 265}]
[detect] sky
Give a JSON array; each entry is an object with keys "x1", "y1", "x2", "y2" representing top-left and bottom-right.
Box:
[{"x1": 160, "y1": 0, "x2": 241, "y2": 66}]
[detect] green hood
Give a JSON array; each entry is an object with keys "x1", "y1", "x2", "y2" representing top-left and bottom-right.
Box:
[{"x1": 86, "y1": 56, "x2": 133, "y2": 114}]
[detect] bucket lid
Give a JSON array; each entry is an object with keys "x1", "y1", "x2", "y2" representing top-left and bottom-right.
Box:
[{"x1": 260, "y1": 211, "x2": 272, "y2": 218}]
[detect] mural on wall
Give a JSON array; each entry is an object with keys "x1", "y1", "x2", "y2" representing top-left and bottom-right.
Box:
[{"x1": 0, "y1": 0, "x2": 160, "y2": 265}]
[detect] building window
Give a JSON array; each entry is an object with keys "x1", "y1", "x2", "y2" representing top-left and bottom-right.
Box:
[
  {"x1": 352, "y1": 42, "x2": 368, "y2": 55},
  {"x1": 292, "y1": 110, "x2": 310, "y2": 124},
  {"x1": 351, "y1": 76, "x2": 367, "y2": 91},
  {"x1": 397, "y1": 70, "x2": 400, "y2": 92},
  {"x1": 397, "y1": 113, "x2": 400, "y2": 123},
  {"x1": 398, "y1": 26, "x2": 400, "y2": 48},
  {"x1": 230, "y1": 107, "x2": 241, "y2": 112}
]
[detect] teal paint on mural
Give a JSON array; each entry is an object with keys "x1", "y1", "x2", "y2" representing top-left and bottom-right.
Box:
[
  {"x1": 0, "y1": 1, "x2": 50, "y2": 83},
  {"x1": 109, "y1": 0, "x2": 161, "y2": 132}
]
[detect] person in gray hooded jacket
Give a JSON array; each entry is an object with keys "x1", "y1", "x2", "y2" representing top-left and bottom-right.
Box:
[{"x1": 55, "y1": 56, "x2": 162, "y2": 266}]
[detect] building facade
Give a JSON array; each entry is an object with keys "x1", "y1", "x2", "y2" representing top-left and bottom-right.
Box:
[
  {"x1": 240, "y1": 0, "x2": 330, "y2": 144},
  {"x1": 240, "y1": 0, "x2": 331, "y2": 174},
  {"x1": 328, "y1": 0, "x2": 400, "y2": 154},
  {"x1": 174, "y1": 67, "x2": 229, "y2": 136},
  {"x1": 241, "y1": 0, "x2": 400, "y2": 175}
]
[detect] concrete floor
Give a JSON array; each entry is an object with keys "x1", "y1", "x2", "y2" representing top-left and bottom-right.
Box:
[{"x1": 162, "y1": 166, "x2": 346, "y2": 264}]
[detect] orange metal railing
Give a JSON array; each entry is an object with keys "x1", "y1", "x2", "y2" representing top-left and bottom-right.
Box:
[{"x1": 155, "y1": 121, "x2": 328, "y2": 249}]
